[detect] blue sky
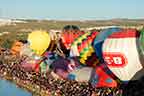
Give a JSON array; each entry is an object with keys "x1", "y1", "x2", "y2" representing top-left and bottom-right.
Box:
[{"x1": 0, "y1": 0, "x2": 143, "y2": 20}]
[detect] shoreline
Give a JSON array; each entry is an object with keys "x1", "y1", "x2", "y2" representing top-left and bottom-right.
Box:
[
  {"x1": 0, "y1": 65, "x2": 52, "y2": 96},
  {"x1": 0, "y1": 49, "x2": 122, "y2": 96}
]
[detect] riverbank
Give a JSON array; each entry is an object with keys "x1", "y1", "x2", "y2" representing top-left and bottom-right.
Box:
[
  {"x1": 0, "y1": 49, "x2": 123, "y2": 96},
  {"x1": 0, "y1": 79, "x2": 31, "y2": 96}
]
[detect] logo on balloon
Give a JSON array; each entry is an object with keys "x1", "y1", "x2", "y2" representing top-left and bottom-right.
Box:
[{"x1": 103, "y1": 52, "x2": 127, "y2": 67}]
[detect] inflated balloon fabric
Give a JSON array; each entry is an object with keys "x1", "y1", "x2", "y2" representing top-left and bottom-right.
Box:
[{"x1": 28, "y1": 30, "x2": 51, "y2": 55}]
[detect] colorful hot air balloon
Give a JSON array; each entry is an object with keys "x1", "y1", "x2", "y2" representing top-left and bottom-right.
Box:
[
  {"x1": 61, "y1": 25, "x2": 84, "y2": 49},
  {"x1": 70, "y1": 31, "x2": 99, "y2": 67},
  {"x1": 140, "y1": 29, "x2": 144, "y2": 54},
  {"x1": 51, "y1": 57, "x2": 117, "y2": 87},
  {"x1": 93, "y1": 28, "x2": 144, "y2": 81},
  {"x1": 28, "y1": 30, "x2": 51, "y2": 56},
  {"x1": 93, "y1": 27, "x2": 122, "y2": 61}
]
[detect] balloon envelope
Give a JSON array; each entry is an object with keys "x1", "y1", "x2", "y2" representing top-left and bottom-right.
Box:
[
  {"x1": 140, "y1": 30, "x2": 144, "y2": 54},
  {"x1": 61, "y1": 30, "x2": 85, "y2": 49},
  {"x1": 93, "y1": 27, "x2": 122, "y2": 61},
  {"x1": 11, "y1": 40, "x2": 25, "y2": 55},
  {"x1": 94, "y1": 28, "x2": 144, "y2": 81},
  {"x1": 28, "y1": 30, "x2": 51, "y2": 55}
]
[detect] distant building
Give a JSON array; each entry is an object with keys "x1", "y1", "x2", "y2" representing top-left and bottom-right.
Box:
[
  {"x1": 2, "y1": 31, "x2": 10, "y2": 35},
  {"x1": 0, "y1": 19, "x2": 27, "y2": 26}
]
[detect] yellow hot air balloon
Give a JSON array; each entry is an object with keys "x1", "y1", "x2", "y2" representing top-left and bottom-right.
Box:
[{"x1": 28, "y1": 30, "x2": 51, "y2": 55}]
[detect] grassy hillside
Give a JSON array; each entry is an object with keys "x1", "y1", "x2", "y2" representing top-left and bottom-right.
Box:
[
  {"x1": 0, "y1": 19, "x2": 143, "y2": 48},
  {"x1": 0, "y1": 19, "x2": 144, "y2": 33}
]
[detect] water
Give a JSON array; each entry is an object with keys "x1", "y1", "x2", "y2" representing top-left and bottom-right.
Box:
[{"x1": 0, "y1": 79, "x2": 32, "y2": 96}]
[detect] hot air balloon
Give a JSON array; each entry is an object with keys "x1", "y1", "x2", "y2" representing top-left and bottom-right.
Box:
[
  {"x1": 93, "y1": 28, "x2": 144, "y2": 81},
  {"x1": 70, "y1": 31, "x2": 99, "y2": 67},
  {"x1": 140, "y1": 29, "x2": 144, "y2": 54},
  {"x1": 10, "y1": 40, "x2": 27, "y2": 55},
  {"x1": 93, "y1": 27, "x2": 122, "y2": 61},
  {"x1": 61, "y1": 25, "x2": 84, "y2": 50},
  {"x1": 28, "y1": 30, "x2": 51, "y2": 56},
  {"x1": 51, "y1": 57, "x2": 117, "y2": 87}
]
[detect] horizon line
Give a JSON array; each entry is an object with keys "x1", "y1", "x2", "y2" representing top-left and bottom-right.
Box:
[{"x1": 0, "y1": 17, "x2": 144, "y2": 21}]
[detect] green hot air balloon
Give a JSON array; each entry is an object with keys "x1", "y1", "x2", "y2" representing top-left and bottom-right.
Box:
[{"x1": 140, "y1": 29, "x2": 144, "y2": 54}]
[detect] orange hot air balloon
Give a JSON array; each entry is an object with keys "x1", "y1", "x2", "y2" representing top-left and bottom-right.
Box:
[
  {"x1": 11, "y1": 40, "x2": 27, "y2": 55},
  {"x1": 61, "y1": 25, "x2": 84, "y2": 49}
]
